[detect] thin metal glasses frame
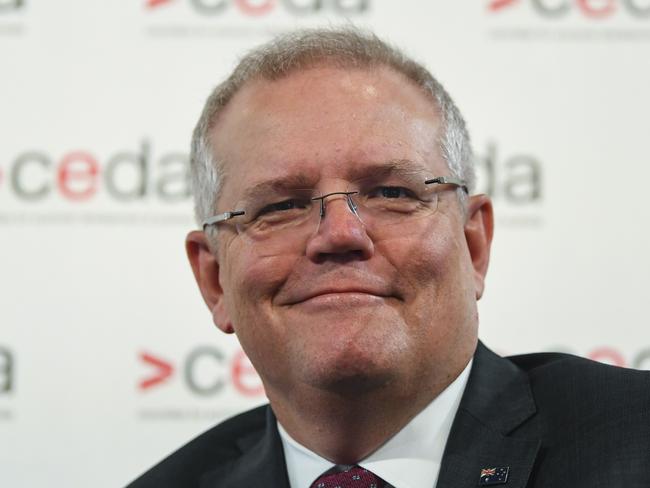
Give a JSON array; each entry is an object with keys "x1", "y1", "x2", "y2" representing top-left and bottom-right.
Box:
[{"x1": 201, "y1": 176, "x2": 468, "y2": 230}]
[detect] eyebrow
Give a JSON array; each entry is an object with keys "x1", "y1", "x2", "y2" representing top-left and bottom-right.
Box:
[
  {"x1": 349, "y1": 159, "x2": 431, "y2": 180},
  {"x1": 240, "y1": 159, "x2": 432, "y2": 201},
  {"x1": 240, "y1": 174, "x2": 316, "y2": 202}
]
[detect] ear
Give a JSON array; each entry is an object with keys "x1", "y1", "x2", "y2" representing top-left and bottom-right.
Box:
[
  {"x1": 464, "y1": 195, "x2": 494, "y2": 300},
  {"x1": 185, "y1": 230, "x2": 234, "y2": 334}
]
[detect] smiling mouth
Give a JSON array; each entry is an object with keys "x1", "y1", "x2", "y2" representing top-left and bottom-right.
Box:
[{"x1": 287, "y1": 289, "x2": 395, "y2": 306}]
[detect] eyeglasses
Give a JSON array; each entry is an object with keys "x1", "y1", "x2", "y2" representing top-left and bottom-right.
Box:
[{"x1": 202, "y1": 174, "x2": 467, "y2": 253}]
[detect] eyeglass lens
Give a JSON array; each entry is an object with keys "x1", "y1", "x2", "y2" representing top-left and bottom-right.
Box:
[{"x1": 231, "y1": 174, "x2": 446, "y2": 253}]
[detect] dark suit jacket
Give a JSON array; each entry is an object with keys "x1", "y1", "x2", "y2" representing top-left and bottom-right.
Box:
[{"x1": 126, "y1": 342, "x2": 650, "y2": 487}]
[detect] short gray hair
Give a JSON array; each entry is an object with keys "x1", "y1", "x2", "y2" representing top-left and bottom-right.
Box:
[{"x1": 190, "y1": 27, "x2": 474, "y2": 225}]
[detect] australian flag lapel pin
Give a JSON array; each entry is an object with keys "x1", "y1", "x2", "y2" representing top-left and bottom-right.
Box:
[{"x1": 478, "y1": 466, "x2": 509, "y2": 485}]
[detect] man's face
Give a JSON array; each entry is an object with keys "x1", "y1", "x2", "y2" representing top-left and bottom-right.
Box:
[{"x1": 187, "y1": 66, "x2": 492, "y2": 400}]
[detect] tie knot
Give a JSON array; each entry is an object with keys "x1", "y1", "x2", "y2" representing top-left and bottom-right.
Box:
[{"x1": 310, "y1": 465, "x2": 387, "y2": 488}]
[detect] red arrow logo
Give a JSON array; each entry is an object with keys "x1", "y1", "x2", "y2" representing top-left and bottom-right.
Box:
[
  {"x1": 488, "y1": 0, "x2": 519, "y2": 11},
  {"x1": 139, "y1": 352, "x2": 174, "y2": 390},
  {"x1": 147, "y1": 0, "x2": 174, "y2": 9}
]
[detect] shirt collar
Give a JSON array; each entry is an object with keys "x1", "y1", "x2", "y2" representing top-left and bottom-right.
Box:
[{"x1": 277, "y1": 359, "x2": 472, "y2": 488}]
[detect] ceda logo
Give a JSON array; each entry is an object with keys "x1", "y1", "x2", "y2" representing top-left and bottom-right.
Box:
[
  {"x1": 145, "y1": 0, "x2": 370, "y2": 16},
  {"x1": 488, "y1": 0, "x2": 650, "y2": 18},
  {"x1": 138, "y1": 347, "x2": 265, "y2": 397},
  {"x1": 0, "y1": 140, "x2": 189, "y2": 204},
  {"x1": 0, "y1": 346, "x2": 14, "y2": 395},
  {"x1": 0, "y1": 0, "x2": 23, "y2": 12}
]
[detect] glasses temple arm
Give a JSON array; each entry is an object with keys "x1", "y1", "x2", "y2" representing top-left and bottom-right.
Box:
[
  {"x1": 424, "y1": 176, "x2": 469, "y2": 193},
  {"x1": 202, "y1": 210, "x2": 245, "y2": 230}
]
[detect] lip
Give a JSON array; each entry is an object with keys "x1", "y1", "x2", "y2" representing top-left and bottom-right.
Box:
[
  {"x1": 291, "y1": 292, "x2": 389, "y2": 310},
  {"x1": 284, "y1": 286, "x2": 395, "y2": 306}
]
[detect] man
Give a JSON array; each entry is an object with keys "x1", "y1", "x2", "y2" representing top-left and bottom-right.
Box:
[{"x1": 128, "y1": 28, "x2": 650, "y2": 488}]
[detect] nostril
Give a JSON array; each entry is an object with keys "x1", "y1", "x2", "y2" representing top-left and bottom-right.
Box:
[
  {"x1": 305, "y1": 211, "x2": 374, "y2": 263},
  {"x1": 312, "y1": 249, "x2": 369, "y2": 265}
]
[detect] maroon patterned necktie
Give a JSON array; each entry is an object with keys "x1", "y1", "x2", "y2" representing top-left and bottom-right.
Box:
[{"x1": 309, "y1": 465, "x2": 388, "y2": 488}]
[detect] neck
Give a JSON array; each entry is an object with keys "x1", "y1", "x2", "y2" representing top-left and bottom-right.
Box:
[{"x1": 268, "y1": 371, "x2": 460, "y2": 464}]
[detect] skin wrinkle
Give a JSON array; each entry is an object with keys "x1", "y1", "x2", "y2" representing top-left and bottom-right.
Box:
[{"x1": 233, "y1": 159, "x2": 430, "y2": 214}]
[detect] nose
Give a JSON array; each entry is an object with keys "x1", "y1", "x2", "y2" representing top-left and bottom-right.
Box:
[{"x1": 305, "y1": 193, "x2": 374, "y2": 262}]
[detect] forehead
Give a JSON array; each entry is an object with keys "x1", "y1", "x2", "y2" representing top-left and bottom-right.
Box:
[{"x1": 211, "y1": 65, "x2": 445, "y2": 203}]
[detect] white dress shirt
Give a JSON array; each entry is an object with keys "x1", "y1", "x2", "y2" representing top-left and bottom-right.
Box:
[{"x1": 277, "y1": 360, "x2": 472, "y2": 488}]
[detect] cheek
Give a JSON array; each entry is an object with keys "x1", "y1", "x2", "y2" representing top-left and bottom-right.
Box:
[
  {"x1": 386, "y1": 230, "x2": 458, "y2": 286},
  {"x1": 390, "y1": 226, "x2": 474, "y2": 321},
  {"x1": 220, "y1": 253, "x2": 299, "y2": 377},
  {"x1": 223, "y1": 249, "x2": 298, "y2": 327}
]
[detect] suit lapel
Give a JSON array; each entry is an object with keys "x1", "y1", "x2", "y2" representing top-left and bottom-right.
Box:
[
  {"x1": 436, "y1": 342, "x2": 540, "y2": 488},
  {"x1": 200, "y1": 407, "x2": 290, "y2": 488}
]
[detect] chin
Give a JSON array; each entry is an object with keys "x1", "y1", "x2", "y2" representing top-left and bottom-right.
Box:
[
  {"x1": 301, "y1": 349, "x2": 398, "y2": 396},
  {"x1": 310, "y1": 370, "x2": 394, "y2": 396}
]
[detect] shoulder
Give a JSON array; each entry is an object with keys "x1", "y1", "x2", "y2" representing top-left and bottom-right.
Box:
[
  {"x1": 507, "y1": 350, "x2": 650, "y2": 399},
  {"x1": 506, "y1": 350, "x2": 650, "y2": 442},
  {"x1": 125, "y1": 404, "x2": 270, "y2": 488}
]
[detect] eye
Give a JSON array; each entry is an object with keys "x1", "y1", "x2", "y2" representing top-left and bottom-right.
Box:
[
  {"x1": 256, "y1": 198, "x2": 310, "y2": 217},
  {"x1": 367, "y1": 186, "x2": 416, "y2": 199}
]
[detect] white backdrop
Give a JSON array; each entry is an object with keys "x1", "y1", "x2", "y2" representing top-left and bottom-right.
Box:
[{"x1": 1, "y1": 1, "x2": 649, "y2": 487}]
